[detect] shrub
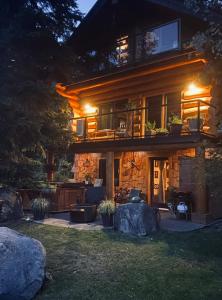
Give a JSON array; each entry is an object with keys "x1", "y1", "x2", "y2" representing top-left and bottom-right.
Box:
[{"x1": 98, "y1": 200, "x2": 115, "y2": 215}]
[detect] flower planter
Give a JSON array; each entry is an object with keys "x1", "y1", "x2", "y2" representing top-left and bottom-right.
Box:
[
  {"x1": 169, "y1": 124, "x2": 182, "y2": 135},
  {"x1": 33, "y1": 212, "x2": 46, "y2": 221},
  {"x1": 145, "y1": 129, "x2": 156, "y2": 137},
  {"x1": 101, "y1": 213, "x2": 114, "y2": 227}
]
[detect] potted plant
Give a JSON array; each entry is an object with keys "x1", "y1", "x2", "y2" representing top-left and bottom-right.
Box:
[
  {"x1": 31, "y1": 197, "x2": 49, "y2": 220},
  {"x1": 187, "y1": 117, "x2": 204, "y2": 132},
  {"x1": 156, "y1": 128, "x2": 169, "y2": 135},
  {"x1": 168, "y1": 113, "x2": 183, "y2": 135},
  {"x1": 145, "y1": 121, "x2": 156, "y2": 136},
  {"x1": 98, "y1": 200, "x2": 115, "y2": 227}
]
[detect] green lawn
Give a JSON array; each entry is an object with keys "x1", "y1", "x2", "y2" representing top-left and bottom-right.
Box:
[{"x1": 3, "y1": 221, "x2": 222, "y2": 300}]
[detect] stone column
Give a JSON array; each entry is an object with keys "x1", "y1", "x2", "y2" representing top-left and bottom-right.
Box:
[{"x1": 106, "y1": 152, "x2": 114, "y2": 199}]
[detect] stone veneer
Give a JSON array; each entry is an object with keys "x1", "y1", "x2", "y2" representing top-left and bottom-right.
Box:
[
  {"x1": 73, "y1": 153, "x2": 102, "y2": 183},
  {"x1": 119, "y1": 152, "x2": 147, "y2": 193},
  {"x1": 73, "y1": 149, "x2": 195, "y2": 195}
]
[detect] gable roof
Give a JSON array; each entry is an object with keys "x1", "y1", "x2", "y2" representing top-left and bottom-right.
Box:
[{"x1": 76, "y1": 0, "x2": 222, "y2": 34}]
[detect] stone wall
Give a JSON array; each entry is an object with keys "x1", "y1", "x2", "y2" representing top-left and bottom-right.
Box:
[
  {"x1": 120, "y1": 152, "x2": 147, "y2": 193},
  {"x1": 73, "y1": 149, "x2": 195, "y2": 197},
  {"x1": 169, "y1": 149, "x2": 195, "y2": 189},
  {"x1": 73, "y1": 153, "x2": 102, "y2": 182}
]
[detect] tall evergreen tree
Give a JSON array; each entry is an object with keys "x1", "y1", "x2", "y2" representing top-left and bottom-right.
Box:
[{"x1": 0, "y1": 0, "x2": 82, "y2": 187}]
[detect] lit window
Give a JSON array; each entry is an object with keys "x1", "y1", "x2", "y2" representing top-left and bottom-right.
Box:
[{"x1": 116, "y1": 36, "x2": 129, "y2": 65}]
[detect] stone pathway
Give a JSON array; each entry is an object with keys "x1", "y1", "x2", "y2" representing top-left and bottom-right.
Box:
[
  {"x1": 160, "y1": 211, "x2": 204, "y2": 232},
  {"x1": 32, "y1": 211, "x2": 205, "y2": 233}
]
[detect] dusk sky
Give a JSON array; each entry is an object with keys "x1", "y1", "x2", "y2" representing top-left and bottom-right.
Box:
[{"x1": 78, "y1": 0, "x2": 97, "y2": 14}]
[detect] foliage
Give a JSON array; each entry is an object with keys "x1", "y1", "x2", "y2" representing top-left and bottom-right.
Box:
[
  {"x1": 55, "y1": 159, "x2": 73, "y2": 182},
  {"x1": 156, "y1": 128, "x2": 169, "y2": 135},
  {"x1": 145, "y1": 121, "x2": 156, "y2": 131},
  {"x1": 168, "y1": 113, "x2": 183, "y2": 125},
  {"x1": 185, "y1": 1, "x2": 222, "y2": 95},
  {"x1": 31, "y1": 197, "x2": 49, "y2": 215},
  {"x1": 98, "y1": 200, "x2": 116, "y2": 215},
  {"x1": 0, "y1": 0, "x2": 82, "y2": 187},
  {"x1": 206, "y1": 148, "x2": 222, "y2": 203}
]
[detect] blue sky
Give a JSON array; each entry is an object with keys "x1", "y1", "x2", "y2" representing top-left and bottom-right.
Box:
[{"x1": 78, "y1": 0, "x2": 97, "y2": 14}]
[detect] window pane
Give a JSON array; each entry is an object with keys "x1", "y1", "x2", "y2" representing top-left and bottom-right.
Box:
[
  {"x1": 166, "y1": 92, "x2": 181, "y2": 123},
  {"x1": 98, "y1": 104, "x2": 113, "y2": 129},
  {"x1": 145, "y1": 21, "x2": 179, "y2": 55},
  {"x1": 147, "y1": 95, "x2": 162, "y2": 128}
]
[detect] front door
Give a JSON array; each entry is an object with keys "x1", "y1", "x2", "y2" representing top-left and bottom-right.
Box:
[{"x1": 150, "y1": 158, "x2": 169, "y2": 207}]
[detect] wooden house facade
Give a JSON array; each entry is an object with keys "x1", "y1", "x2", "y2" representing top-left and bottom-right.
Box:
[{"x1": 57, "y1": 0, "x2": 221, "y2": 224}]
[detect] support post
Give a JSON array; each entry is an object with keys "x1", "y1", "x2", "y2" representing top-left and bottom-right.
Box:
[
  {"x1": 46, "y1": 150, "x2": 55, "y2": 182},
  {"x1": 106, "y1": 152, "x2": 114, "y2": 199},
  {"x1": 191, "y1": 145, "x2": 212, "y2": 224}
]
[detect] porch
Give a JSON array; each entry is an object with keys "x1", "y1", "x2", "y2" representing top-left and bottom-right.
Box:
[
  {"x1": 72, "y1": 99, "x2": 216, "y2": 147},
  {"x1": 73, "y1": 147, "x2": 210, "y2": 224}
]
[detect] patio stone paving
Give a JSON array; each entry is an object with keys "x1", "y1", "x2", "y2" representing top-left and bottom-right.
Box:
[{"x1": 31, "y1": 211, "x2": 205, "y2": 232}]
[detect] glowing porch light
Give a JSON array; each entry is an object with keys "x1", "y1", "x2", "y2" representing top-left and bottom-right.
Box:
[
  {"x1": 187, "y1": 82, "x2": 204, "y2": 96},
  {"x1": 84, "y1": 104, "x2": 97, "y2": 114}
]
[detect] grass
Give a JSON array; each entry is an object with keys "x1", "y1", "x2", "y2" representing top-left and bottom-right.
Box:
[{"x1": 2, "y1": 221, "x2": 222, "y2": 300}]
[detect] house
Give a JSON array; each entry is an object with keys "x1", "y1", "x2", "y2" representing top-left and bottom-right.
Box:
[{"x1": 56, "y1": 0, "x2": 221, "y2": 224}]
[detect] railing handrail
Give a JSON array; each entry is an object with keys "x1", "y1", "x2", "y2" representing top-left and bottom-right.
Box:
[
  {"x1": 71, "y1": 106, "x2": 149, "y2": 120},
  {"x1": 71, "y1": 99, "x2": 215, "y2": 121}
]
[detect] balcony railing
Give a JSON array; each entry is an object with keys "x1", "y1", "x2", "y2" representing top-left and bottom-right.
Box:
[{"x1": 72, "y1": 100, "x2": 216, "y2": 143}]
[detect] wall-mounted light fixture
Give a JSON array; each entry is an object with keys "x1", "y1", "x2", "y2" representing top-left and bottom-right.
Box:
[
  {"x1": 84, "y1": 104, "x2": 97, "y2": 115},
  {"x1": 187, "y1": 82, "x2": 204, "y2": 96}
]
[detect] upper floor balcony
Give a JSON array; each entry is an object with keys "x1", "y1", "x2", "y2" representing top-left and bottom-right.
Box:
[{"x1": 70, "y1": 87, "x2": 216, "y2": 152}]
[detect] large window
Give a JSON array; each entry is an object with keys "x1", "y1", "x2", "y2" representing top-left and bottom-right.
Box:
[
  {"x1": 136, "y1": 21, "x2": 179, "y2": 59},
  {"x1": 146, "y1": 95, "x2": 162, "y2": 128},
  {"x1": 146, "y1": 92, "x2": 181, "y2": 128}
]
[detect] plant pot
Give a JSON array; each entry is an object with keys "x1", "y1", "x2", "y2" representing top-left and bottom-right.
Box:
[
  {"x1": 33, "y1": 211, "x2": 46, "y2": 221},
  {"x1": 169, "y1": 124, "x2": 182, "y2": 135},
  {"x1": 156, "y1": 132, "x2": 168, "y2": 136},
  {"x1": 145, "y1": 129, "x2": 156, "y2": 136},
  {"x1": 101, "y1": 213, "x2": 114, "y2": 227},
  {"x1": 187, "y1": 118, "x2": 203, "y2": 132}
]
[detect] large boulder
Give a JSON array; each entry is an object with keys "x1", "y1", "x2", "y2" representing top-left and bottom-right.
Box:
[
  {"x1": 0, "y1": 227, "x2": 46, "y2": 300},
  {"x1": 114, "y1": 202, "x2": 158, "y2": 236},
  {"x1": 0, "y1": 189, "x2": 24, "y2": 222}
]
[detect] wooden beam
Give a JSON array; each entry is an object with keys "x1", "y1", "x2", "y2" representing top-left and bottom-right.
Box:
[
  {"x1": 78, "y1": 64, "x2": 203, "y2": 99},
  {"x1": 66, "y1": 59, "x2": 206, "y2": 95},
  {"x1": 106, "y1": 152, "x2": 114, "y2": 199}
]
